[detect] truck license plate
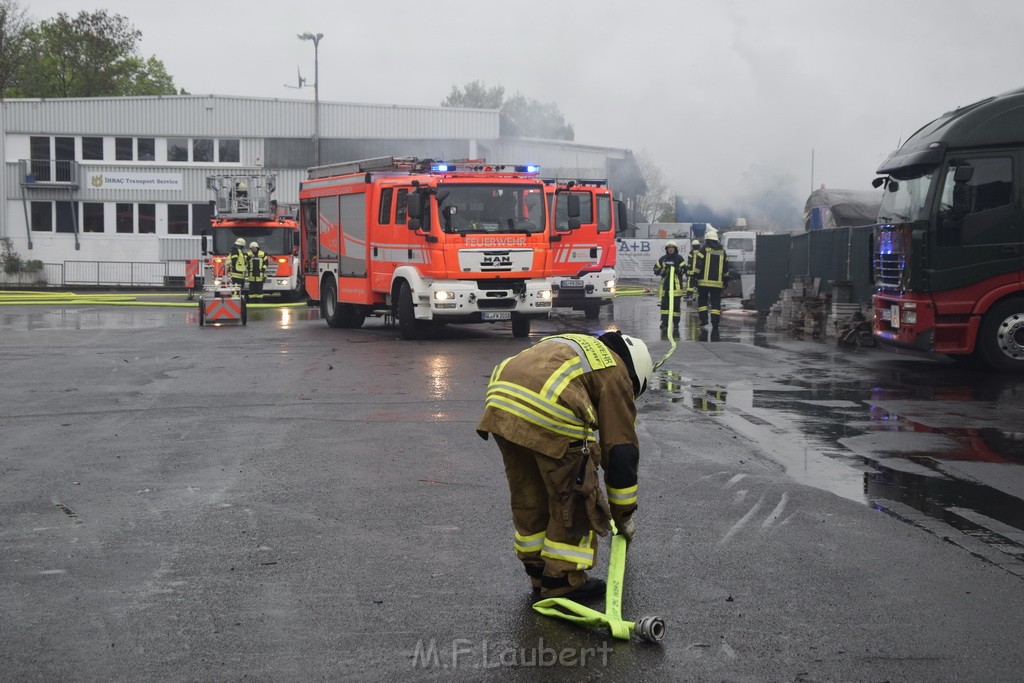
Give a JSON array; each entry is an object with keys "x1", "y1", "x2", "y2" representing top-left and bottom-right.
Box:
[
  {"x1": 482, "y1": 311, "x2": 512, "y2": 321},
  {"x1": 560, "y1": 279, "x2": 584, "y2": 288}
]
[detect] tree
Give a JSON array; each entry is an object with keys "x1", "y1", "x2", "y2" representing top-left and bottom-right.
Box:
[
  {"x1": 11, "y1": 10, "x2": 176, "y2": 98},
  {"x1": 0, "y1": 0, "x2": 31, "y2": 95},
  {"x1": 635, "y1": 150, "x2": 674, "y2": 223},
  {"x1": 442, "y1": 80, "x2": 574, "y2": 141}
]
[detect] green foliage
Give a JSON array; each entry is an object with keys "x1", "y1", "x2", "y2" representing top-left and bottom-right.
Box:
[
  {"x1": 442, "y1": 81, "x2": 574, "y2": 141},
  {"x1": 4, "y1": 7, "x2": 177, "y2": 98},
  {"x1": 23, "y1": 259, "x2": 43, "y2": 273},
  {"x1": 0, "y1": 0, "x2": 32, "y2": 95},
  {"x1": 1, "y1": 237, "x2": 23, "y2": 274}
]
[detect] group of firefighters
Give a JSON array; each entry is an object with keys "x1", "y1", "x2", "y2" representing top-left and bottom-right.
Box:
[
  {"x1": 652, "y1": 227, "x2": 734, "y2": 332},
  {"x1": 226, "y1": 237, "x2": 269, "y2": 299}
]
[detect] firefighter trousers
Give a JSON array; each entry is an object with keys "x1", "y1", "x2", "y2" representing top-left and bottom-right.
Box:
[
  {"x1": 659, "y1": 293, "x2": 682, "y2": 328},
  {"x1": 697, "y1": 286, "x2": 723, "y2": 327},
  {"x1": 495, "y1": 434, "x2": 611, "y2": 598}
]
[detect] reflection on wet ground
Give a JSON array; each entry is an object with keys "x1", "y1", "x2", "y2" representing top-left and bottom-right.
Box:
[{"x1": 6, "y1": 294, "x2": 1024, "y2": 574}]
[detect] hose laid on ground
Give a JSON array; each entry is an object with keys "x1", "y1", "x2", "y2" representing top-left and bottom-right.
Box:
[
  {"x1": 531, "y1": 521, "x2": 665, "y2": 643},
  {"x1": 0, "y1": 290, "x2": 305, "y2": 308}
]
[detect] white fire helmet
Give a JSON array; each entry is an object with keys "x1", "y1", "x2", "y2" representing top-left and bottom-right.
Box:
[
  {"x1": 691, "y1": 239, "x2": 700, "y2": 247},
  {"x1": 621, "y1": 335, "x2": 654, "y2": 398},
  {"x1": 705, "y1": 228, "x2": 720, "y2": 242},
  {"x1": 249, "y1": 241, "x2": 260, "y2": 249},
  {"x1": 665, "y1": 240, "x2": 678, "y2": 250},
  {"x1": 234, "y1": 237, "x2": 246, "y2": 247}
]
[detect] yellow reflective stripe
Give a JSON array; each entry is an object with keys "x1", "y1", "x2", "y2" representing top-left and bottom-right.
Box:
[
  {"x1": 607, "y1": 484, "x2": 638, "y2": 506},
  {"x1": 514, "y1": 530, "x2": 545, "y2": 554},
  {"x1": 490, "y1": 357, "x2": 511, "y2": 384},
  {"x1": 541, "y1": 358, "x2": 585, "y2": 401},
  {"x1": 484, "y1": 395, "x2": 589, "y2": 439},
  {"x1": 541, "y1": 334, "x2": 616, "y2": 370},
  {"x1": 488, "y1": 381, "x2": 584, "y2": 427},
  {"x1": 541, "y1": 534, "x2": 596, "y2": 570},
  {"x1": 544, "y1": 338, "x2": 594, "y2": 372}
]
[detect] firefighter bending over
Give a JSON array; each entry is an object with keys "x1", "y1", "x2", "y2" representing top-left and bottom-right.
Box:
[
  {"x1": 227, "y1": 237, "x2": 248, "y2": 289},
  {"x1": 476, "y1": 331, "x2": 655, "y2": 602},
  {"x1": 653, "y1": 241, "x2": 686, "y2": 331},
  {"x1": 690, "y1": 228, "x2": 734, "y2": 329},
  {"x1": 247, "y1": 241, "x2": 268, "y2": 300}
]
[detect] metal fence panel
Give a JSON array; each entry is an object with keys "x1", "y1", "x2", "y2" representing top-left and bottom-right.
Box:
[
  {"x1": 64, "y1": 261, "x2": 167, "y2": 286},
  {"x1": 754, "y1": 234, "x2": 792, "y2": 311}
]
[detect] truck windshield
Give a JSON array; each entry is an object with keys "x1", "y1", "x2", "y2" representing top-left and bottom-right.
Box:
[
  {"x1": 212, "y1": 226, "x2": 292, "y2": 255},
  {"x1": 437, "y1": 183, "x2": 545, "y2": 235},
  {"x1": 878, "y1": 171, "x2": 934, "y2": 223}
]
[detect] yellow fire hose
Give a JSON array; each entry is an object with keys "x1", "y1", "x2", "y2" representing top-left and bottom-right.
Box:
[
  {"x1": 531, "y1": 522, "x2": 665, "y2": 643},
  {"x1": 653, "y1": 267, "x2": 679, "y2": 371},
  {"x1": 0, "y1": 290, "x2": 305, "y2": 308}
]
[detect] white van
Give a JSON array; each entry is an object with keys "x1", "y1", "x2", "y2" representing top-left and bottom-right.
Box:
[{"x1": 722, "y1": 231, "x2": 756, "y2": 275}]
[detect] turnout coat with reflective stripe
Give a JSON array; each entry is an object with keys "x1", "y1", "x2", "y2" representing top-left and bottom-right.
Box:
[{"x1": 476, "y1": 335, "x2": 639, "y2": 463}]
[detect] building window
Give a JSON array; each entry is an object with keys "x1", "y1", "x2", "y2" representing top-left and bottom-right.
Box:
[
  {"x1": 193, "y1": 139, "x2": 214, "y2": 162},
  {"x1": 218, "y1": 139, "x2": 240, "y2": 163},
  {"x1": 56, "y1": 202, "x2": 77, "y2": 233},
  {"x1": 30, "y1": 136, "x2": 51, "y2": 181},
  {"x1": 115, "y1": 137, "x2": 134, "y2": 161},
  {"x1": 31, "y1": 201, "x2": 52, "y2": 231},
  {"x1": 138, "y1": 204, "x2": 156, "y2": 233},
  {"x1": 82, "y1": 137, "x2": 104, "y2": 161},
  {"x1": 83, "y1": 203, "x2": 105, "y2": 232},
  {"x1": 167, "y1": 138, "x2": 188, "y2": 162},
  {"x1": 116, "y1": 203, "x2": 134, "y2": 233},
  {"x1": 168, "y1": 204, "x2": 190, "y2": 235},
  {"x1": 138, "y1": 138, "x2": 155, "y2": 161}
]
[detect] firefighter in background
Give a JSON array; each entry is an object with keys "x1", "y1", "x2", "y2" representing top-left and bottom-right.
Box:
[
  {"x1": 477, "y1": 331, "x2": 655, "y2": 601},
  {"x1": 690, "y1": 228, "x2": 734, "y2": 329},
  {"x1": 227, "y1": 237, "x2": 248, "y2": 289},
  {"x1": 653, "y1": 241, "x2": 686, "y2": 331},
  {"x1": 246, "y1": 241, "x2": 268, "y2": 300},
  {"x1": 685, "y1": 239, "x2": 702, "y2": 301}
]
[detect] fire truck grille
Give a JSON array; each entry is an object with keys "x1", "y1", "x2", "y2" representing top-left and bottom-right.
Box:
[
  {"x1": 874, "y1": 253, "x2": 905, "y2": 290},
  {"x1": 478, "y1": 299, "x2": 517, "y2": 310}
]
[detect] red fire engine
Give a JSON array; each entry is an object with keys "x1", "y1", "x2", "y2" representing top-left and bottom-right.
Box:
[
  {"x1": 545, "y1": 180, "x2": 625, "y2": 319},
  {"x1": 198, "y1": 175, "x2": 303, "y2": 299},
  {"x1": 299, "y1": 157, "x2": 553, "y2": 338}
]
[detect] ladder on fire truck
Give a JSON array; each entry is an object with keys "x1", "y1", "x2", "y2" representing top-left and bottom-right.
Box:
[
  {"x1": 307, "y1": 157, "x2": 541, "y2": 180},
  {"x1": 206, "y1": 174, "x2": 280, "y2": 220}
]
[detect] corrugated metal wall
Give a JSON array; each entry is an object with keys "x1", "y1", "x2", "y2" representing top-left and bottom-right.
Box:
[
  {"x1": 0, "y1": 97, "x2": 500, "y2": 139},
  {"x1": 755, "y1": 234, "x2": 792, "y2": 311}
]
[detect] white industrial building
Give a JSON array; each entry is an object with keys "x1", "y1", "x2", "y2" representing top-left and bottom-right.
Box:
[{"x1": 0, "y1": 95, "x2": 644, "y2": 286}]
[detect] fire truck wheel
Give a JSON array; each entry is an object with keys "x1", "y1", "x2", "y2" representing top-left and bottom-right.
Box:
[
  {"x1": 583, "y1": 303, "x2": 601, "y2": 320},
  {"x1": 978, "y1": 298, "x2": 1024, "y2": 371},
  {"x1": 198, "y1": 301, "x2": 205, "y2": 327},
  {"x1": 321, "y1": 277, "x2": 344, "y2": 328},
  {"x1": 511, "y1": 313, "x2": 531, "y2": 338},
  {"x1": 398, "y1": 281, "x2": 424, "y2": 340},
  {"x1": 240, "y1": 298, "x2": 248, "y2": 326}
]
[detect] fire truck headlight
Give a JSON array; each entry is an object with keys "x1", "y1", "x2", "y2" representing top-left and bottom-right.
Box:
[
  {"x1": 605, "y1": 279, "x2": 616, "y2": 290},
  {"x1": 433, "y1": 290, "x2": 455, "y2": 301},
  {"x1": 902, "y1": 311, "x2": 917, "y2": 325},
  {"x1": 538, "y1": 289, "x2": 553, "y2": 300}
]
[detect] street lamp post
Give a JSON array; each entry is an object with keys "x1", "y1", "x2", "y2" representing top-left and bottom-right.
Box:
[{"x1": 297, "y1": 32, "x2": 323, "y2": 166}]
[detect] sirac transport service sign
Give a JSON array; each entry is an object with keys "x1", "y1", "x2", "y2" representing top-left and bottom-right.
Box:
[{"x1": 88, "y1": 172, "x2": 183, "y2": 191}]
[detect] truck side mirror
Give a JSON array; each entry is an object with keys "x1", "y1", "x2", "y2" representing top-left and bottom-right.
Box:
[
  {"x1": 615, "y1": 200, "x2": 628, "y2": 235},
  {"x1": 566, "y1": 193, "x2": 581, "y2": 219},
  {"x1": 953, "y1": 164, "x2": 975, "y2": 184},
  {"x1": 201, "y1": 232, "x2": 208, "y2": 255},
  {"x1": 407, "y1": 192, "x2": 423, "y2": 231}
]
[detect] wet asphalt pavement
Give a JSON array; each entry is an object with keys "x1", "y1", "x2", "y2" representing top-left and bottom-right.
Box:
[{"x1": 2, "y1": 294, "x2": 1024, "y2": 681}]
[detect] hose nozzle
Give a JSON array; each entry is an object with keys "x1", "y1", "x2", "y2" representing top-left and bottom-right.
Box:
[{"x1": 633, "y1": 616, "x2": 665, "y2": 642}]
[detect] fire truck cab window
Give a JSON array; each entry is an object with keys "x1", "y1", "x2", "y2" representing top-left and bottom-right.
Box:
[
  {"x1": 596, "y1": 195, "x2": 612, "y2": 232},
  {"x1": 395, "y1": 189, "x2": 409, "y2": 224},
  {"x1": 556, "y1": 191, "x2": 593, "y2": 232},
  {"x1": 937, "y1": 156, "x2": 1014, "y2": 247},
  {"x1": 379, "y1": 188, "x2": 393, "y2": 224},
  {"x1": 438, "y1": 184, "x2": 543, "y2": 234}
]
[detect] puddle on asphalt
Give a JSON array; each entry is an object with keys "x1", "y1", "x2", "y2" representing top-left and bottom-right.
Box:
[{"x1": 681, "y1": 368, "x2": 1024, "y2": 567}]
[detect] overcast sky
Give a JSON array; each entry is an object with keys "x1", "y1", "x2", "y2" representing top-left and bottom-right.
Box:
[{"x1": 32, "y1": 0, "x2": 1024, "y2": 216}]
